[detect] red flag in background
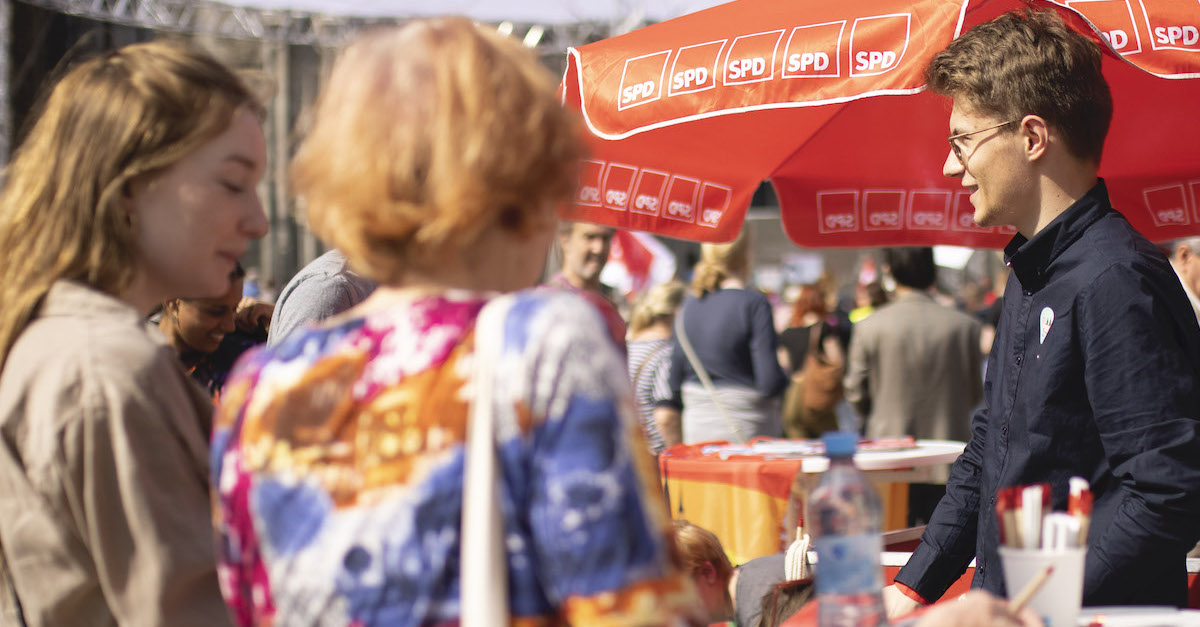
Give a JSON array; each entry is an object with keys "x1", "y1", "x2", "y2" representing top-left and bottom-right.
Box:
[{"x1": 602, "y1": 230, "x2": 678, "y2": 300}]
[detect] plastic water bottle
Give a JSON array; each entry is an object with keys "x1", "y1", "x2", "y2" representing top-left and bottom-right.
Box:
[{"x1": 812, "y1": 432, "x2": 886, "y2": 626}]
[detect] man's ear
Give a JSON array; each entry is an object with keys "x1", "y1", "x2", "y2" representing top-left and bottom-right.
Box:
[
  {"x1": 699, "y1": 561, "x2": 717, "y2": 584},
  {"x1": 1178, "y1": 243, "x2": 1194, "y2": 264},
  {"x1": 1021, "y1": 115, "x2": 1051, "y2": 161}
]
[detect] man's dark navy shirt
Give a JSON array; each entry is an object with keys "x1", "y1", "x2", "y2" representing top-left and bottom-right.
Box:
[{"x1": 896, "y1": 180, "x2": 1200, "y2": 606}]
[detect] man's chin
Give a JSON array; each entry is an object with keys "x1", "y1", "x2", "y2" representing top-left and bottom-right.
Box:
[
  {"x1": 582, "y1": 266, "x2": 606, "y2": 282},
  {"x1": 972, "y1": 207, "x2": 996, "y2": 229}
]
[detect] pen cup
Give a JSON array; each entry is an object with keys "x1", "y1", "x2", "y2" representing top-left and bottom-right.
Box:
[{"x1": 998, "y1": 546, "x2": 1086, "y2": 627}]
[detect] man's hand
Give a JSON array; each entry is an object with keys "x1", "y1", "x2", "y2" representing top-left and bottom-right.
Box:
[
  {"x1": 915, "y1": 591, "x2": 1043, "y2": 627},
  {"x1": 883, "y1": 584, "x2": 923, "y2": 620},
  {"x1": 236, "y1": 298, "x2": 273, "y2": 334}
]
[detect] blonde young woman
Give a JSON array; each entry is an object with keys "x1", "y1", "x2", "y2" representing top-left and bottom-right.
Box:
[
  {"x1": 0, "y1": 42, "x2": 267, "y2": 625},
  {"x1": 627, "y1": 280, "x2": 686, "y2": 452},
  {"x1": 658, "y1": 231, "x2": 787, "y2": 443},
  {"x1": 209, "y1": 19, "x2": 700, "y2": 626}
]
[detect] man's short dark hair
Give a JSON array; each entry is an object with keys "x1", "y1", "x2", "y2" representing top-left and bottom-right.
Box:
[
  {"x1": 885, "y1": 247, "x2": 937, "y2": 290},
  {"x1": 925, "y1": 8, "x2": 1113, "y2": 163}
]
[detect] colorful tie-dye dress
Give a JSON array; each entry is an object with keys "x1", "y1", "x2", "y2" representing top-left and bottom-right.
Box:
[{"x1": 211, "y1": 288, "x2": 696, "y2": 626}]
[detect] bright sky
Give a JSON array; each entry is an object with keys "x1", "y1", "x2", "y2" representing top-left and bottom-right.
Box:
[{"x1": 223, "y1": 0, "x2": 729, "y2": 23}]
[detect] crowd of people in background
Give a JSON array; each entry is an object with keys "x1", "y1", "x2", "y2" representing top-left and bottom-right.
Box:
[{"x1": 0, "y1": 6, "x2": 1197, "y2": 627}]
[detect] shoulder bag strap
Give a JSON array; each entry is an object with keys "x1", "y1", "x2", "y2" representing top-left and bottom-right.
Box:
[
  {"x1": 806, "y1": 321, "x2": 823, "y2": 359},
  {"x1": 461, "y1": 297, "x2": 510, "y2": 626},
  {"x1": 674, "y1": 307, "x2": 748, "y2": 444},
  {"x1": 631, "y1": 341, "x2": 672, "y2": 390}
]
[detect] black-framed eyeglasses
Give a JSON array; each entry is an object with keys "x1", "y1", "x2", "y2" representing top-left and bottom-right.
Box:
[{"x1": 947, "y1": 119, "x2": 1021, "y2": 166}]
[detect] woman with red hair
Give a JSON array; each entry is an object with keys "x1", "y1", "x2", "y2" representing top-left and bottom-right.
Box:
[{"x1": 778, "y1": 283, "x2": 846, "y2": 438}]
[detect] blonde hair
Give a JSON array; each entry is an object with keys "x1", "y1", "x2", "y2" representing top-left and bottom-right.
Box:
[
  {"x1": 291, "y1": 18, "x2": 586, "y2": 284},
  {"x1": 0, "y1": 40, "x2": 259, "y2": 370},
  {"x1": 629, "y1": 280, "x2": 686, "y2": 336},
  {"x1": 673, "y1": 519, "x2": 734, "y2": 582},
  {"x1": 691, "y1": 230, "x2": 750, "y2": 297}
]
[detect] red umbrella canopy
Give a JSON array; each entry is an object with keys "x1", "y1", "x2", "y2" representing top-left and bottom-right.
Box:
[{"x1": 560, "y1": 0, "x2": 1200, "y2": 247}]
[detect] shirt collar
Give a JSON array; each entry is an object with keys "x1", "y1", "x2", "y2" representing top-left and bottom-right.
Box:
[
  {"x1": 545, "y1": 271, "x2": 618, "y2": 302},
  {"x1": 1003, "y1": 179, "x2": 1112, "y2": 290},
  {"x1": 40, "y1": 280, "x2": 143, "y2": 324},
  {"x1": 1173, "y1": 264, "x2": 1200, "y2": 323}
]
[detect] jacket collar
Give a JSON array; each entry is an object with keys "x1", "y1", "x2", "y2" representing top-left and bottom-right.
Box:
[
  {"x1": 893, "y1": 290, "x2": 935, "y2": 304},
  {"x1": 1173, "y1": 264, "x2": 1200, "y2": 323},
  {"x1": 1003, "y1": 179, "x2": 1112, "y2": 291},
  {"x1": 40, "y1": 280, "x2": 144, "y2": 326}
]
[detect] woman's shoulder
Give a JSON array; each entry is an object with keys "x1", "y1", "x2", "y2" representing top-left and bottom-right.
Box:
[
  {"x1": 261, "y1": 314, "x2": 368, "y2": 363},
  {"x1": 626, "y1": 337, "x2": 672, "y2": 363},
  {"x1": 487, "y1": 287, "x2": 625, "y2": 362},
  {"x1": 627, "y1": 336, "x2": 671, "y2": 350},
  {"x1": 779, "y1": 325, "x2": 810, "y2": 342},
  {"x1": 225, "y1": 288, "x2": 617, "y2": 393},
  {"x1": 11, "y1": 331, "x2": 174, "y2": 404},
  {"x1": 230, "y1": 290, "x2": 519, "y2": 387},
  {"x1": 507, "y1": 287, "x2": 614, "y2": 333},
  {"x1": 506, "y1": 285, "x2": 598, "y2": 310},
  {"x1": 4, "y1": 290, "x2": 203, "y2": 438},
  {"x1": 703, "y1": 286, "x2": 770, "y2": 306},
  {"x1": 16, "y1": 289, "x2": 175, "y2": 384}
]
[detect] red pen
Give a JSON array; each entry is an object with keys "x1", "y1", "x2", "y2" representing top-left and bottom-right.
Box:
[
  {"x1": 1069, "y1": 476, "x2": 1093, "y2": 546},
  {"x1": 996, "y1": 485, "x2": 1024, "y2": 548}
]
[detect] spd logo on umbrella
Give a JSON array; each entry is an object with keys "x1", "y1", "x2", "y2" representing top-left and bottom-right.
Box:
[
  {"x1": 783, "y1": 21, "x2": 845, "y2": 79},
  {"x1": 849, "y1": 13, "x2": 911, "y2": 76},
  {"x1": 618, "y1": 51, "x2": 670, "y2": 110},
  {"x1": 1143, "y1": 184, "x2": 1192, "y2": 227},
  {"x1": 1065, "y1": 0, "x2": 1142, "y2": 55},
  {"x1": 602, "y1": 164, "x2": 638, "y2": 212},
  {"x1": 863, "y1": 191, "x2": 904, "y2": 232},
  {"x1": 669, "y1": 40, "x2": 725, "y2": 95},
  {"x1": 724, "y1": 29, "x2": 786, "y2": 85}
]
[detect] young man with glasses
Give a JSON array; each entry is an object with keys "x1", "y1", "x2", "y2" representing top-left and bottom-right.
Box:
[{"x1": 883, "y1": 8, "x2": 1200, "y2": 617}]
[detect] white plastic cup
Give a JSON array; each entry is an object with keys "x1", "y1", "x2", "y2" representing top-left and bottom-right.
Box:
[{"x1": 998, "y1": 546, "x2": 1086, "y2": 627}]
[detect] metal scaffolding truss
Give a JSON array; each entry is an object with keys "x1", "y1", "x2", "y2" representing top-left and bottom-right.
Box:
[
  {"x1": 1, "y1": 0, "x2": 10, "y2": 165},
  {"x1": 19, "y1": 0, "x2": 613, "y2": 48},
  {"x1": 22, "y1": 0, "x2": 399, "y2": 46},
  {"x1": 6, "y1": 0, "x2": 615, "y2": 284}
]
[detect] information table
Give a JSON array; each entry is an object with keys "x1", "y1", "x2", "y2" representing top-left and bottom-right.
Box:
[{"x1": 659, "y1": 439, "x2": 965, "y2": 565}]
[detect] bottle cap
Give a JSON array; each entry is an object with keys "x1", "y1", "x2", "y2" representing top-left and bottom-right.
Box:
[{"x1": 822, "y1": 432, "x2": 857, "y2": 458}]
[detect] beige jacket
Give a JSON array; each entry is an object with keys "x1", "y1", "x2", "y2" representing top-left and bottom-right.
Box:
[
  {"x1": 844, "y1": 291, "x2": 983, "y2": 445},
  {"x1": 0, "y1": 281, "x2": 232, "y2": 626}
]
